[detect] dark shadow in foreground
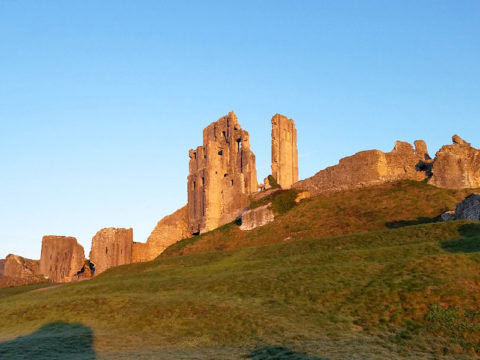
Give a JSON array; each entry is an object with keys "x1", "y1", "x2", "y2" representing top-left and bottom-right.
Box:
[
  {"x1": 385, "y1": 217, "x2": 437, "y2": 229},
  {"x1": 0, "y1": 322, "x2": 96, "y2": 360},
  {"x1": 248, "y1": 346, "x2": 329, "y2": 360},
  {"x1": 441, "y1": 223, "x2": 480, "y2": 253}
]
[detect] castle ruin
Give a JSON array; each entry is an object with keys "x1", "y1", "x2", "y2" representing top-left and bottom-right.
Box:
[
  {"x1": 271, "y1": 114, "x2": 298, "y2": 189},
  {"x1": 187, "y1": 111, "x2": 258, "y2": 234}
]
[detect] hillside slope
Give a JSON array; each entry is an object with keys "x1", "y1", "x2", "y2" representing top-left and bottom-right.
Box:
[
  {"x1": 164, "y1": 180, "x2": 476, "y2": 256},
  {"x1": 0, "y1": 219, "x2": 480, "y2": 359}
]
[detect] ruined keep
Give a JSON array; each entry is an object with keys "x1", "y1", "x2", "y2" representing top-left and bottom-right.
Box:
[
  {"x1": 188, "y1": 111, "x2": 258, "y2": 234},
  {"x1": 39, "y1": 236, "x2": 85, "y2": 283},
  {"x1": 90, "y1": 228, "x2": 133, "y2": 275},
  {"x1": 271, "y1": 114, "x2": 298, "y2": 189}
]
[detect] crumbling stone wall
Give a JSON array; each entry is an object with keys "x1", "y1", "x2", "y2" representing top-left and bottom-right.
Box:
[
  {"x1": 4, "y1": 254, "x2": 40, "y2": 279},
  {"x1": 429, "y1": 135, "x2": 480, "y2": 189},
  {"x1": 188, "y1": 111, "x2": 258, "y2": 234},
  {"x1": 455, "y1": 194, "x2": 480, "y2": 220},
  {"x1": 294, "y1": 140, "x2": 430, "y2": 195},
  {"x1": 133, "y1": 205, "x2": 190, "y2": 262},
  {"x1": 89, "y1": 228, "x2": 133, "y2": 275},
  {"x1": 240, "y1": 204, "x2": 274, "y2": 231},
  {"x1": 271, "y1": 114, "x2": 298, "y2": 189},
  {"x1": 0, "y1": 259, "x2": 4, "y2": 276},
  {"x1": 39, "y1": 236, "x2": 85, "y2": 283}
]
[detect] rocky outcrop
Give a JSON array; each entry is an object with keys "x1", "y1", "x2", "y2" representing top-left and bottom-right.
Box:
[
  {"x1": 89, "y1": 228, "x2": 133, "y2": 275},
  {"x1": 188, "y1": 111, "x2": 258, "y2": 234},
  {"x1": 295, "y1": 191, "x2": 311, "y2": 204},
  {"x1": 133, "y1": 206, "x2": 191, "y2": 262},
  {"x1": 455, "y1": 194, "x2": 480, "y2": 220},
  {"x1": 40, "y1": 236, "x2": 85, "y2": 283},
  {"x1": 294, "y1": 140, "x2": 430, "y2": 195},
  {"x1": 440, "y1": 210, "x2": 456, "y2": 222},
  {"x1": 240, "y1": 204, "x2": 274, "y2": 231},
  {"x1": 4, "y1": 254, "x2": 40, "y2": 279},
  {"x1": 429, "y1": 135, "x2": 480, "y2": 189},
  {"x1": 271, "y1": 114, "x2": 298, "y2": 189}
]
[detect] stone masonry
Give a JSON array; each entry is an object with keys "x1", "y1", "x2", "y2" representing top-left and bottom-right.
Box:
[
  {"x1": 429, "y1": 135, "x2": 480, "y2": 189},
  {"x1": 294, "y1": 140, "x2": 430, "y2": 195},
  {"x1": 39, "y1": 236, "x2": 85, "y2": 283},
  {"x1": 240, "y1": 204, "x2": 274, "y2": 231},
  {"x1": 89, "y1": 228, "x2": 133, "y2": 275},
  {"x1": 133, "y1": 205, "x2": 191, "y2": 262},
  {"x1": 188, "y1": 111, "x2": 258, "y2": 234},
  {"x1": 271, "y1": 114, "x2": 298, "y2": 189},
  {"x1": 4, "y1": 254, "x2": 40, "y2": 279}
]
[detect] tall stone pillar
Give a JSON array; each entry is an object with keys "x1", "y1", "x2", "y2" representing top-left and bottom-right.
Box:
[{"x1": 271, "y1": 114, "x2": 298, "y2": 189}]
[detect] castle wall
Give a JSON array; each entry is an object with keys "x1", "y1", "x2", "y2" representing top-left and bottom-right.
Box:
[
  {"x1": 188, "y1": 111, "x2": 258, "y2": 234},
  {"x1": 430, "y1": 135, "x2": 480, "y2": 189},
  {"x1": 89, "y1": 228, "x2": 133, "y2": 275},
  {"x1": 294, "y1": 140, "x2": 430, "y2": 195},
  {"x1": 4, "y1": 254, "x2": 40, "y2": 279},
  {"x1": 39, "y1": 236, "x2": 85, "y2": 283},
  {"x1": 271, "y1": 114, "x2": 298, "y2": 189}
]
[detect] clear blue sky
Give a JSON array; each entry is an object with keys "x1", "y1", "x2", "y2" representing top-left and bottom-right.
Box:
[{"x1": 1, "y1": 0, "x2": 479, "y2": 259}]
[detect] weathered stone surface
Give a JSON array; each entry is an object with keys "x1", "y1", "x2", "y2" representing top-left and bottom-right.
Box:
[
  {"x1": 89, "y1": 228, "x2": 133, "y2": 275},
  {"x1": 240, "y1": 204, "x2": 274, "y2": 231},
  {"x1": 4, "y1": 254, "x2": 40, "y2": 279},
  {"x1": 0, "y1": 259, "x2": 4, "y2": 276},
  {"x1": 188, "y1": 111, "x2": 258, "y2": 234},
  {"x1": 294, "y1": 140, "x2": 430, "y2": 195},
  {"x1": 133, "y1": 206, "x2": 191, "y2": 262},
  {"x1": 429, "y1": 135, "x2": 480, "y2": 189},
  {"x1": 271, "y1": 114, "x2": 298, "y2": 189},
  {"x1": 40, "y1": 236, "x2": 85, "y2": 283},
  {"x1": 440, "y1": 210, "x2": 456, "y2": 222},
  {"x1": 455, "y1": 194, "x2": 480, "y2": 220}
]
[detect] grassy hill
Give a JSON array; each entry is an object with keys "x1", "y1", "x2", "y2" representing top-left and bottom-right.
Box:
[
  {"x1": 165, "y1": 180, "x2": 475, "y2": 256},
  {"x1": 0, "y1": 181, "x2": 480, "y2": 359}
]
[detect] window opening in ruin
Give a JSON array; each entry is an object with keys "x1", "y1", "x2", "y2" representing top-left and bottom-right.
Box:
[
  {"x1": 218, "y1": 150, "x2": 223, "y2": 156},
  {"x1": 105, "y1": 247, "x2": 108, "y2": 255},
  {"x1": 202, "y1": 177, "x2": 205, "y2": 186},
  {"x1": 192, "y1": 231, "x2": 200, "y2": 236},
  {"x1": 240, "y1": 155, "x2": 243, "y2": 173},
  {"x1": 193, "y1": 180, "x2": 196, "y2": 190},
  {"x1": 237, "y1": 139, "x2": 241, "y2": 152},
  {"x1": 224, "y1": 173, "x2": 227, "y2": 177},
  {"x1": 193, "y1": 152, "x2": 197, "y2": 159},
  {"x1": 222, "y1": 130, "x2": 226, "y2": 139},
  {"x1": 231, "y1": 180, "x2": 234, "y2": 186}
]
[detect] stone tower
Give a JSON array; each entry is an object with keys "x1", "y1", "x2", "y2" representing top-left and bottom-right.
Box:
[
  {"x1": 188, "y1": 111, "x2": 258, "y2": 234},
  {"x1": 271, "y1": 114, "x2": 298, "y2": 189}
]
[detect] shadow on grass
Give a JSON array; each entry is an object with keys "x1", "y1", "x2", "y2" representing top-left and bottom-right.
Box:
[
  {"x1": 385, "y1": 217, "x2": 437, "y2": 229},
  {"x1": 248, "y1": 346, "x2": 329, "y2": 360},
  {"x1": 441, "y1": 223, "x2": 480, "y2": 253},
  {"x1": 0, "y1": 322, "x2": 95, "y2": 359}
]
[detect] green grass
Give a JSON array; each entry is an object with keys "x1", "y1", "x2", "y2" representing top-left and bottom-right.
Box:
[
  {"x1": 1, "y1": 218, "x2": 480, "y2": 359},
  {"x1": 164, "y1": 180, "x2": 476, "y2": 256}
]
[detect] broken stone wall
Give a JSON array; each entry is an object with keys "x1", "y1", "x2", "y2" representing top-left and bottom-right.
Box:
[
  {"x1": 271, "y1": 114, "x2": 298, "y2": 189},
  {"x1": 188, "y1": 111, "x2": 258, "y2": 234},
  {"x1": 294, "y1": 140, "x2": 430, "y2": 195},
  {"x1": 39, "y1": 236, "x2": 85, "y2": 283},
  {"x1": 0, "y1": 259, "x2": 4, "y2": 276},
  {"x1": 429, "y1": 135, "x2": 480, "y2": 189},
  {"x1": 240, "y1": 204, "x2": 274, "y2": 231},
  {"x1": 4, "y1": 254, "x2": 40, "y2": 279},
  {"x1": 89, "y1": 228, "x2": 133, "y2": 275}
]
